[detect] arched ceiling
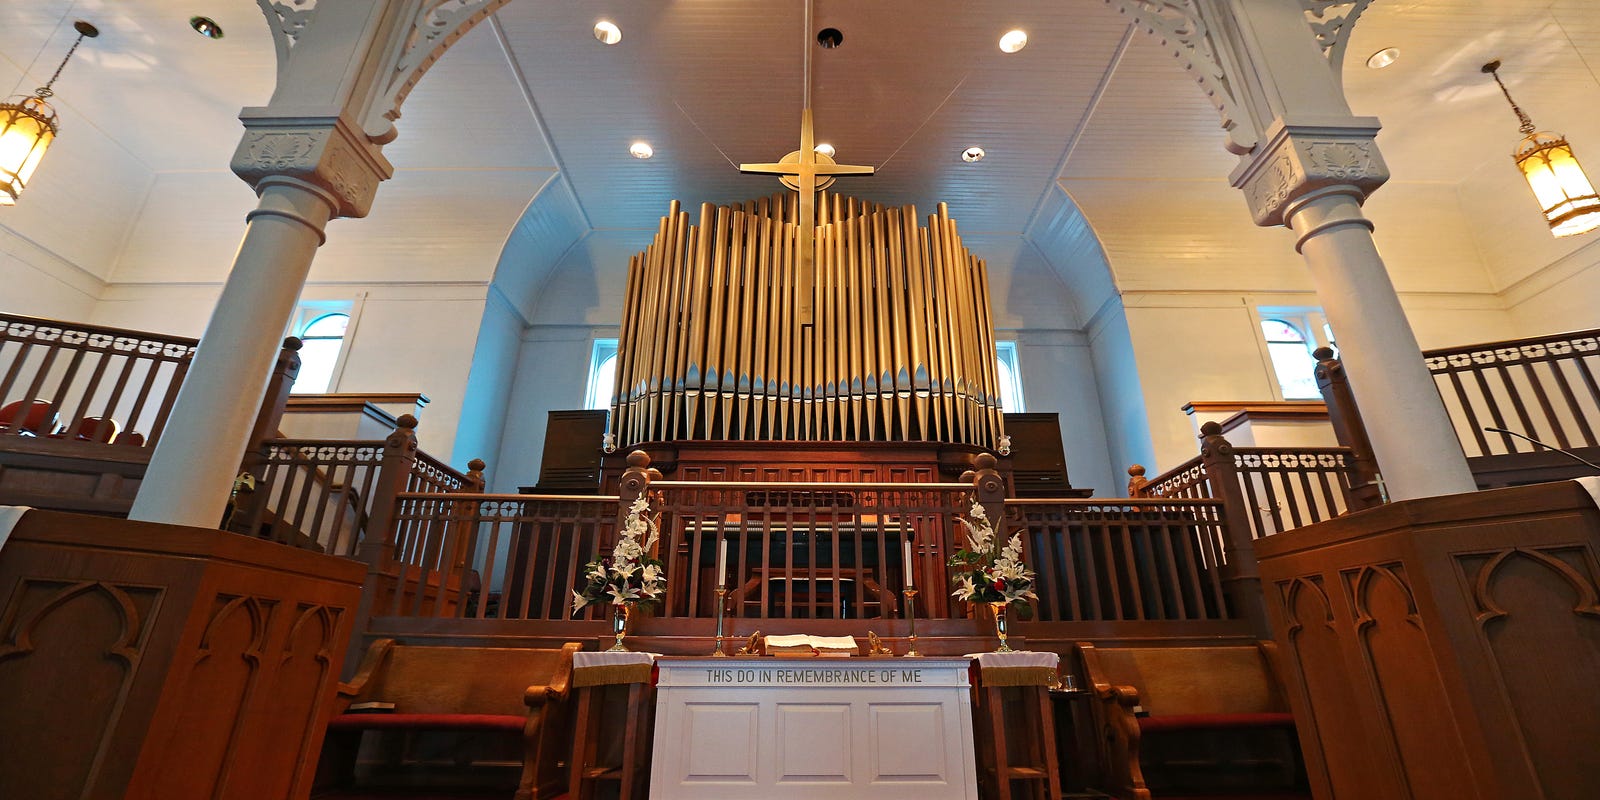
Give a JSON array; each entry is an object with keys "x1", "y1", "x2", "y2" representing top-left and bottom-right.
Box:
[{"x1": 1, "y1": 1, "x2": 1598, "y2": 326}]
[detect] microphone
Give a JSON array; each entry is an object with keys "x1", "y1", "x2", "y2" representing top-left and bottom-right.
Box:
[{"x1": 1483, "y1": 427, "x2": 1600, "y2": 473}]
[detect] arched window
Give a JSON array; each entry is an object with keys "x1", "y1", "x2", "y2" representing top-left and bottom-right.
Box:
[
  {"x1": 586, "y1": 339, "x2": 620, "y2": 410},
  {"x1": 1261, "y1": 318, "x2": 1320, "y2": 399},
  {"x1": 293, "y1": 312, "x2": 349, "y2": 394},
  {"x1": 995, "y1": 341, "x2": 1024, "y2": 413}
]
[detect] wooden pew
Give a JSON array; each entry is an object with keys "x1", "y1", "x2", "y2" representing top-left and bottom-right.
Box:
[
  {"x1": 1076, "y1": 642, "x2": 1306, "y2": 800},
  {"x1": 322, "y1": 639, "x2": 583, "y2": 800}
]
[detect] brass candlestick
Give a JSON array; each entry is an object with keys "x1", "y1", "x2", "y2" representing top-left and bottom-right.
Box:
[
  {"x1": 902, "y1": 587, "x2": 921, "y2": 657},
  {"x1": 712, "y1": 586, "x2": 729, "y2": 657}
]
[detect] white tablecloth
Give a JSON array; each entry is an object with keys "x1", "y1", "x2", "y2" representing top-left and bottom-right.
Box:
[{"x1": 573, "y1": 650, "x2": 659, "y2": 686}]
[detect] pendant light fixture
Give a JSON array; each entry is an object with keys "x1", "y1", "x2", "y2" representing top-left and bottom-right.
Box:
[
  {"x1": 1482, "y1": 60, "x2": 1600, "y2": 238},
  {"x1": 0, "y1": 20, "x2": 100, "y2": 206}
]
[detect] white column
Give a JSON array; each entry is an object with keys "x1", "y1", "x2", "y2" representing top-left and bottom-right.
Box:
[
  {"x1": 1285, "y1": 189, "x2": 1477, "y2": 499},
  {"x1": 130, "y1": 179, "x2": 336, "y2": 526}
]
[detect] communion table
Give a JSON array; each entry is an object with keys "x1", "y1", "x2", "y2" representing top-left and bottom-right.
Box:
[{"x1": 648, "y1": 656, "x2": 979, "y2": 800}]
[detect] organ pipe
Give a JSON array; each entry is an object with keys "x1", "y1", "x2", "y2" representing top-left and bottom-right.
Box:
[{"x1": 608, "y1": 192, "x2": 1005, "y2": 448}]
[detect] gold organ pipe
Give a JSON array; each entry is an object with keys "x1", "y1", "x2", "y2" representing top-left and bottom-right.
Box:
[{"x1": 608, "y1": 194, "x2": 1004, "y2": 448}]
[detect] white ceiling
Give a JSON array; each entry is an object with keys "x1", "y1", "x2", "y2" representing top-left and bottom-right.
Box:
[{"x1": 3, "y1": 1, "x2": 1599, "y2": 318}]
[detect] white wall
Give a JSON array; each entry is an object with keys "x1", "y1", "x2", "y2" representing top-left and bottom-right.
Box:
[
  {"x1": 0, "y1": 58, "x2": 149, "y2": 320},
  {"x1": 90, "y1": 280, "x2": 489, "y2": 458},
  {"x1": 1011, "y1": 328, "x2": 1118, "y2": 496},
  {"x1": 0, "y1": 227, "x2": 104, "y2": 320},
  {"x1": 454, "y1": 288, "x2": 526, "y2": 483},
  {"x1": 494, "y1": 324, "x2": 612, "y2": 493},
  {"x1": 1086, "y1": 298, "x2": 1155, "y2": 490},
  {"x1": 330, "y1": 284, "x2": 488, "y2": 458},
  {"x1": 1500, "y1": 236, "x2": 1600, "y2": 336}
]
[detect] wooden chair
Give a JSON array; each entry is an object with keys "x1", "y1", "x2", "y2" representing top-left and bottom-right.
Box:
[
  {"x1": 0, "y1": 400, "x2": 57, "y2": 436},
  {"x1": 322, "y1": 639, "x2": 583, "y2": 800},
  {"x1": 1076, "y1": 642, "x2": 1305, "y2": 800},
  {"x1": 733, "y1": 566, "x2": 896, "y2": 618},
  {"x1": 63, "y1": 416, "x2": 119, "y2": 443}
]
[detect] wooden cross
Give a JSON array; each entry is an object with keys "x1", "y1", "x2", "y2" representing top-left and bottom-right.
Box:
[{"x1": 741, "y1": 109, "x2": 874, "y2": 324}]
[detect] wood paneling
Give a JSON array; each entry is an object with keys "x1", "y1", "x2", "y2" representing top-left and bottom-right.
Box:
[
  {"x1": 0, "y1": 510, "x2": 364, "y2": 800},
  {"x1": 1256, "y1": 481, "x2": 1600, "y2": 800}
]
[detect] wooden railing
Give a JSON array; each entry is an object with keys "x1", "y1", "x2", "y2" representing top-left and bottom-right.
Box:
[
  {"x1": 1318, "y1": 328, "x2": 1600, "y2": 488},
  {"x1": 1423, "y1": 328, "x2": 1600, "y2": 458},
  {"x1": 0, "y1": 313, "x2": 197, "y2": 446},
  {"x1": 375, "y1": 451, "x2": 1258, "y2": 629},
  {"x1": 1132, "y1": 427, "x2": 1365, "y2": 541},
  {"x1": 1004, "y1": 499, "x2": 1230, "y2": 622},
  {"x1": 232, "y1": 413, "x2": 482, "y2": 558}
]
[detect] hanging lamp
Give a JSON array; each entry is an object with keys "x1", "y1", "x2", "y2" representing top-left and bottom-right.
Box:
[
  {"x1": 0, "y1": 20, "x2": 99, "y2": 206},
  {"x1": 1482, "y1": 60, "x2": 1600, "y2": 238}
]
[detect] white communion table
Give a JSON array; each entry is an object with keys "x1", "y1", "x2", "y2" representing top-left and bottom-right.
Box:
[{"x1": 648, "y1": 656, "x2": 979, "y2": 800}]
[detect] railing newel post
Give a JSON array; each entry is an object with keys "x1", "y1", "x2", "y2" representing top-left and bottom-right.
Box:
[
  {"x1": 1127, "y1": 464, "x2": 1150, "y2": 497},
  {"x1": 1315, "y1": 347, "x2": 1385, "y2": 510},
  {"x1": 1198, "y1": 422, "x2": 1270, "y2": 637},
  {"x1": 364, "y1": 414, "x2": 420, "y2": 569},
  {"x1": 340, "y1": 414, "x2": 419, "y2": 679},
  {"x1": 970, "y1": 452, "x2": 1007, "y2": 527}
]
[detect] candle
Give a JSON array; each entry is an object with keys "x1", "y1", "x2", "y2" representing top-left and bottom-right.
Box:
[
  {"x1": 903, "y1": 539, "x2": 914, "y2": 587},
  {"x1": 717, "y1": 538, "x2": 729, "y2": 588}
]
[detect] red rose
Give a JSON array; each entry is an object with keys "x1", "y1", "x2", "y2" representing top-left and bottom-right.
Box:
[{"x1": 993, "y1": 579, "x2": 1006, "y2": 592}]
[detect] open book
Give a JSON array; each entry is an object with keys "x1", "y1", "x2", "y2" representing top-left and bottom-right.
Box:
[{"x1": 765, "y1": 634, "x2": 859, "y2": 658}]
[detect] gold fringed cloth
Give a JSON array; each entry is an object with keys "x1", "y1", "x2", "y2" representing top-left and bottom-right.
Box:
[
  {"x1": 607, "y1": 191, "x2": 1006, "y2": 448},
  {"x1": 966, "y1": 651, "x2": 1060, "y2": 687},
  {"x1": 572, "y1": 651, "x2": 658, "y2": 687}
]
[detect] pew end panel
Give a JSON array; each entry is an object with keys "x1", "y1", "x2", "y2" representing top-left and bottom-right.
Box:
[{"x1": 1076, "y1": 641, "x2": 1307, "y2": 800}]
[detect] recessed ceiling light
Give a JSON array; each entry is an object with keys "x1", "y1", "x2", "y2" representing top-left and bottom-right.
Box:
[
  {"x1": 817, "y1": 28, "x2": 843, "y2": 49},
  {"x1": 629, "y1": 141, "x2": 654, "y2": 159},
  {"x1": 190, "y1": 16, "x2": 224, "y2": 40},
  {"x1": 961, "y1": 146, "x2": 986, "y2": 163},
  {"x1": 999, "y1": 30, "x2": 1028, "y2": 54},
  {"x1": 594, "y1": 20, "x2": 622, "y2": 45},
  {"x1": 1366, "y1": 47, "x2": 1400, "y2": 69},
  {"x1": 814, "y1": 143, "x2": 836, "y2": 158}
]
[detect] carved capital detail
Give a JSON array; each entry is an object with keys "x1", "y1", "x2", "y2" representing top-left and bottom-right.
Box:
[
  {"x1": 1301, "y1": 0, "x2": 1374, "y2": 72},
  {"x1": 256, "y1": 0, "x2": 319, "y2": 79},
  {"x1": 1104, "y1": 0, "x2": 1259, "y2": 154},
  {"x1": 364, "y1": 0, "x2": 515, "y2": 143},
  {"x1": 231, "y1": 113, "x2": 394, "y2": 219},
  {"x1": 1230, "y1": 117, "x2": 1388, "y2": 227}
]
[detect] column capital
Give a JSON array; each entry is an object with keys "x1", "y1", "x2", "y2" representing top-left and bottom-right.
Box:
[
  {"x1": 230, "y1": 110, "x2": 394, "y2": 219},
  {"x1": 1229, "y1": 115, "x2": 1389, "y2": 227}
]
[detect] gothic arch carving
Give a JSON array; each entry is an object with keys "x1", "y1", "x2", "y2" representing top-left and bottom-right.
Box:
[
  {"x1": 0, "y1": 580, "x2": 146, "y2": 666},
  {"x1": 1280, "y1": 575, "x2": 1336, "y2": 638},
  {"x1": 1470, "y1": 547, "x2": 1600, "y2": 627},
  {"x1": 1348, "y1": 564, "x2": 1421, "y2": 633}
]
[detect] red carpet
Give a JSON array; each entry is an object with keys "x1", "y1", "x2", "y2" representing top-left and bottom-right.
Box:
[
  {"x1": 1158, "y1": 795, "x2": 1311, "y2": 800},
  {"x1": 314, "y1": 794, "x2": 566, "y2": 800}
]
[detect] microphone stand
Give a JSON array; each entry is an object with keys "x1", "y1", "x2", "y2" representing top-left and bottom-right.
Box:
[{"x1": 1483, "y1": 426, "x2": 1600, "y2": 473}]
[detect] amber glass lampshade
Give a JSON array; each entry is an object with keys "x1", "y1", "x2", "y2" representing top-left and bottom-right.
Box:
[
  {"x1": 1514, "y1": 131, "x2": 1600, "y2": 238},
  {"x1": 0, "y1": 95, "x2": 58, "y2": 206}
]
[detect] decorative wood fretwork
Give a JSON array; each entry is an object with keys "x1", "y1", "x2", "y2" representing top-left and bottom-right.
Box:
[{"x1": 609, "y1": 192, "x2": 1004, "y2": 450}]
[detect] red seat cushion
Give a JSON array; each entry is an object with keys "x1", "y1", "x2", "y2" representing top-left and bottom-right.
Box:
[
  {"x1": 328, "y1": 713, "x2": 526, "y2": 733},
  {"x1": 1138, "y1": 712, "x2": 1295, "y2": 733}
]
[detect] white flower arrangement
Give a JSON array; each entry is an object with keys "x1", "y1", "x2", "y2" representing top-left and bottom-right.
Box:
[
  {"x1": 948, "y1": 499, "x2": 1037, "y2": 606},
  {"x1": 572, "y1": 494, "x2": 665, "y2": 615}
]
